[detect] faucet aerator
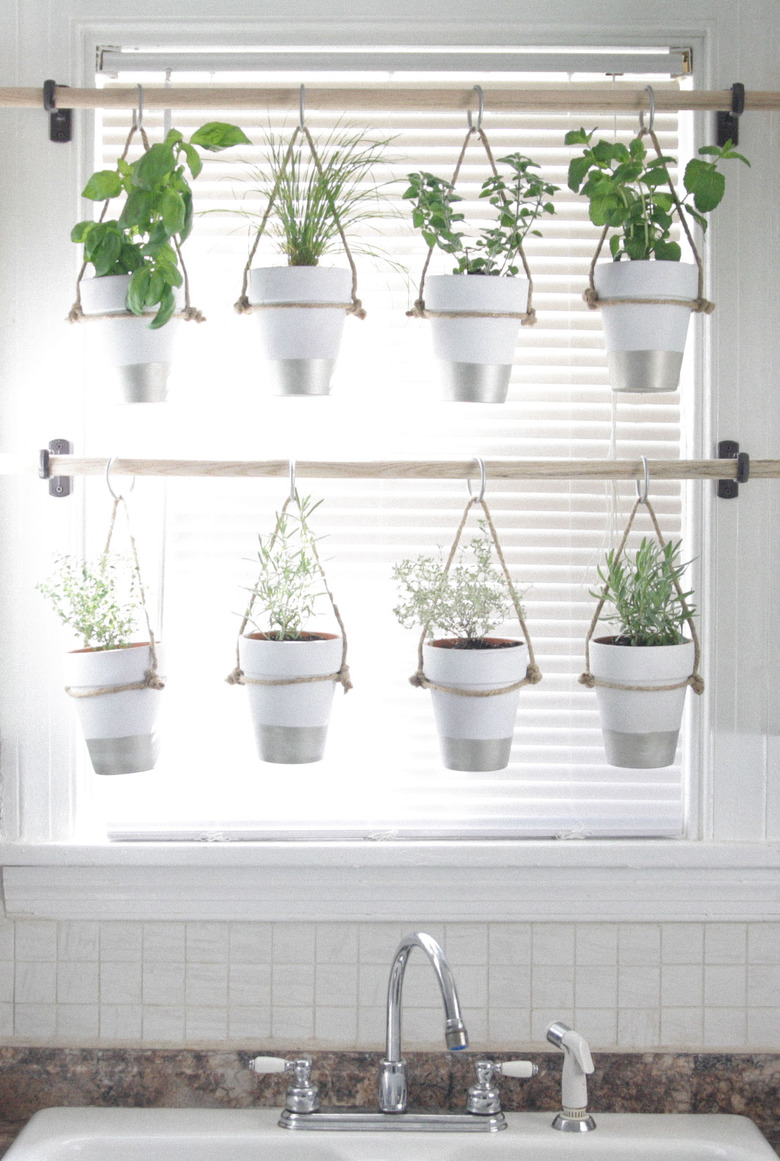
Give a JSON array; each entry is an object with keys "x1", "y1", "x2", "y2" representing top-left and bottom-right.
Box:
[{"x1": 446, "y1": 1029, "x2": 469, "y2": 1050}]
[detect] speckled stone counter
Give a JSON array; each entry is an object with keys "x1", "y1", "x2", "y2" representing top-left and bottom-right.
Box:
[{"x1": 0, "y1": 1049, "x2": 777, "y2": 1155}]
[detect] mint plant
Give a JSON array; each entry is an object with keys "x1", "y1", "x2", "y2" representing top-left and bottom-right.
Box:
[
  {"x1": 72, "y1": 122, "x2": 250, "y2": 327},
  {"x1": 404, "y1": 153, "x2": 557, "y2": 275},
  {"x1": 392, "y1": 524, "x2": 525, "y2": 645},
  {"x1": 243, "y1": 494, "x2": 328, "y2": 641},
  {"x1": 565, "y1": 129, "x2": 749, "y2": 261},
  {"x1": 37, "y1": 553, "x2": 142, "y2": 650},
  {"x1": 593, "y1": 537, "x2": 695, "y2": 646}
]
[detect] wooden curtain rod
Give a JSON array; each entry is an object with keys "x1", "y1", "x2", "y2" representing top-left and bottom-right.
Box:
[
  {"x1": 3, "y1": 83, "x2": 780, "y2": 114},
  {"x1": 43, "y1": 455, "x2": 780, "y2": 483}
]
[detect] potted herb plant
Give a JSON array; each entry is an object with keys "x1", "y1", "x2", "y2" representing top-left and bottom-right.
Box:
[
  {"x1": 236, "y1": 124, "x2": 392, "y2": 396},
  {"x1": 585, "y1": 536, "x2": 700, "y2": 768},
  {"x1": 232, "y1": 494, "x2": 348, "y2": 764},
  {"x1": 36, "y1": 552, "x2": 164, "y2": 775},
  {"x1": 404, "y1": 154, "x2": 557, "y2": 402},
  {"x1": 565, "y1": 128, "x2": 749, "y2": 392},
  {"x1": 71, "y1": 121, "x2": 250, "y2": 402},
  {"x1": 392, "y1": 524, "x2": 529, "y2": 771}
]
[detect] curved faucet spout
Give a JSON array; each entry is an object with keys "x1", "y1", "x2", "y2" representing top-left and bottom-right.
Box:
[{"x1": 379, "y1": 931, "x2": 469, "y2": 1113}]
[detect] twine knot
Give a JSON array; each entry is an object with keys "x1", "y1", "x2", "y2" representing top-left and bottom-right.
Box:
[
  {"x1": 338, "y1": 664, "x2": 354, "y2": 693},
  {"x1": 525, "y1": 662, "x2": 543, "y2": 685},
  {"x1": 582, "y1": 287, "x2": 600, "y2": 310},
  {"x1": 234, "y1": 296, "x2": 252, "y2": 315},
  {"x1": 579, "y1": 672, "x2": 597, "y2": 688},
  {"x1": 693, "y1": 297, "x2": 716, "y2": 315},
  {"x1": 521, "y1": 308, "x2": 537, "y2": 327},
  {"x1": 406, "y1": 299, "x2": 427, "y2": 319},
  {"x1": 689, "y1": 672, "x2": 705, "y2": 695},
  {"x1": 225, "y1": 667, "x2": 246, "y2": 686},
  {"x1": 181, "y1": 306, "x2": 206, "y2": 323},
  {"x1": 144, "y1": 669, "x2": 166, "y2": 691},
  {"x1": 67, "y1": 302, "x2": 85, "y2": 324},
  {"x1": 347, "y1": 299, "x2": 366, "y2": 320},
  {"x1": 409, "y1": 670, "x2": 427, "y2": 689}
]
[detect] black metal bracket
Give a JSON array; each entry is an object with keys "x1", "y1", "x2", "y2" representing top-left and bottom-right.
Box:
[
  {"x1": 39, "y1": 438, "x2": 73, "y2": 498},
  {"x1": 717, "y1": 439, "x2": 750, "y2": 499},
  {"x1": 43, "y1": 79, "x2": 72, "y2": 143},
  {"x1": 716, "y1": 82, "x2": 745, "y2": 147}
]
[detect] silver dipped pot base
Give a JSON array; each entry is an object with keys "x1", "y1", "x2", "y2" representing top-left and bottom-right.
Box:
[
  {"x1": 268, "y1": 359, "x2": 336, "y2": 396},
  {"x1": 602, "y1": 729, "x2": 680, "y2": 769},
  {"x1": 440, "y1": 362, "x2": 512, "y2": 404},
  {"x1": 607, "y1": 349, "x2": 684, "y2": 393},
  {"x1": 256, "y1": 724, "x2": 329, "y2": 764},
  {"x1": 439, "y1": 736, "x2": 513, "y2": 772},
  {"x1": 86, "y1": 733, "x2": 160, "y2": 775},
  {"x1": 116, "y1": 363, "x2": 170, "y2": 404}
]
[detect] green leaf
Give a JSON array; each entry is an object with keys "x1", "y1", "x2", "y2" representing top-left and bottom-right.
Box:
[
  {"x1": 567, "y1": 155, "x2": 591, "y2": 192},
  {"x1": 683, "y1": 158, "x2": 726, "y2": 212},
  {"x1": 132, "y1": 143, "x2": 176, "y2": 190},
  {"x1": 653, "y1": 239, "x2": 682, "y2": 261},
  {"x1": 149, "y1": 284, "x2": 177, "y2": 329},
  {"x1": 156, "y1": 260, "x2": 183, "y2": 288},
  {"x1": 181, "y1": 142, "x2": 203, "y2": 179},
  {"x1": 564, "y1": 127, "x2": 593, "y2": 146},
  {"x1": 82, "y1": 170, "x2": 122, "y2": 200},
  {"x1": 126, "y1": 267, "x2": 152, "y2": 315},
  {"x1": 118, "y1": 188, "x2": 154, "y2": 229},
  {"x1": 90, "y1": 228, "x2": 122, "y2": 275},
  {"x1": 189, "y1": 121, "x2": 251, "y2": 151},
  {"x1": 160, "y1": 188, "x2": 186, "y2": 236},
  {"x1": 70, "y1": 220, "x2": 95, "y2": 243}
]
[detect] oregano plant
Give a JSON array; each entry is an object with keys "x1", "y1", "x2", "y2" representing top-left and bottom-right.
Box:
[
  {"x1": 37, "y1": 553, "x2": 142, "y2": 650},
  {"x1": 72, "y1": 122, "x2": 250, "y2": 327}
]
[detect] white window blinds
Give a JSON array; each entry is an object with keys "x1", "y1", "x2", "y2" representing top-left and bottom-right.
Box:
[{"x1": 77, "y1": 54, "x2": 695, "y2": 841}]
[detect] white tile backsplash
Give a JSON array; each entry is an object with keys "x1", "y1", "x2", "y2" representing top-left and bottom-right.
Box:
[{"x1": 0, "y1": 918, "x2": 777, "y2": 1051}]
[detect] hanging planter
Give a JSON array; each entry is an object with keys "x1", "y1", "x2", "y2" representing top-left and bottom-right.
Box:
[
  {"x1": 392, "y1": 460, "x2": 541, "y2": 771},
  {"x1": 68, "y1": 107, "x2": 249, "y2": 403},
  {"x1": 566, "y1": 103, "x2": 748, "y2": 394},
  {"x1": 234, "y1": 105, "x2": 393, "y2": 396},
  {"x1": 227, "y1": 483, "x2": 352, "y2": 764},
  {"x1": 580, "y1": 463, "x2": 704, "y2": 769},
  {"x1": 405, "y1": 91, "x2": 557, "y2": 403},
  {"x1": 36, "y1": 481, "x2": 165, "y2": 775}
]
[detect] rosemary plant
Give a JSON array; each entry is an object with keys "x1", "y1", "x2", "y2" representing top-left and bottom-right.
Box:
[
  {"x1": 392, "y1": 524, "x2": 524, "y2": 646},
  {"x1": 243, "y1": 494, "x2": 328, "y2": 641},
  {"x1": 593, "y1": 537, "x2": 695, "y2": 646},
  {"x1": 37, "y1": 553, "x2": 142, "y2": 650}
]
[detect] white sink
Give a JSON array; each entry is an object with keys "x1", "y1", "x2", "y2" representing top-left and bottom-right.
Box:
[{"x1": 3, "y1": 1108, "x2": 776, "y2": 1161}]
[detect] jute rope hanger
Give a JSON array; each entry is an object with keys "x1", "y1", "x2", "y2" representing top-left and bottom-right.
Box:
[
  {"x1": 234, "y1": 85, "x2": 366, "y2": 321},
  {"x1": 579, "y1": 457, "x2": 704, "y2": 696},
  {"x1": 226, "y1": 463, "x2": 352, "y2": 693},
  {"x1": 65, "y1": 461, "x2": 165, "y2": 699},
  {"x1": 410, "y1": 458, "x2": 542, "y2": 698},
  {"x1": 582, "y1": 86, "x2": 715, "y2": 317},
  {"x1": 407, "y1": 86, "x2": 537, "y2": 326},
  {"x1": 67, "y1": 87, "x2": 205, "y2": 326}
]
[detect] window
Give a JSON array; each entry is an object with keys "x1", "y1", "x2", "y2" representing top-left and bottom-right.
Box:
[{"x1": 62, "y1": 48, "x2": 699, "y2": 842}]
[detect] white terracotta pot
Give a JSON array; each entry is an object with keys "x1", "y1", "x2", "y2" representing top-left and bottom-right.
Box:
[
  {"x1": 592, "y1": 260, "x2": 700, "y2": 393},
  {"x1": 247, "y1": 266, "x2": 352, "y2": 396},
  {"x1": 424, "y1": 274, "x2": 530, "y2": 403},
  {"x1": 63, "y1": 642, "x2": 165, "y2": 775},
  {"x1": 79, "y1": 273, "x2": 182, "y2": 403},
  {"x1": 422, "y1": 638, "x2": 526, "y2": 771},
  {"x1": 239, "y1": 632, "x2": 343, "y2": 764},
  {"x1": 589, "y1": 636, "x2": 695, "y2": 768}
]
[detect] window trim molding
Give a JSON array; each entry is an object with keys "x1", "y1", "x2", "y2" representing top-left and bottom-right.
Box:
[{"x1": 3, "y1": 840, "x2": 778, "y2": 922}]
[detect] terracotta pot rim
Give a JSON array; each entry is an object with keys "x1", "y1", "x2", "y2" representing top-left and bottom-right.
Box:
[
  {"x1": 244, "y1": 631, "x2": 341, "y2": 642},
  {"x1": 593, "y1": 635, "x2": 693, "y2": 648},
  {"x1": 68, "y1": 640, "x2": 154, "y2": 655},
  {"x1": 427, "y1": 636, "x2": 523, "y2": 650}
]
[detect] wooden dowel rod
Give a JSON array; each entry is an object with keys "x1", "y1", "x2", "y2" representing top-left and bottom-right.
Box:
[
  {"x1": 3, "y1": 84, "x2": 780, "y2": 114},
  {"x1": 46, "y1": 456, "x2": 780, "y2": 483}
]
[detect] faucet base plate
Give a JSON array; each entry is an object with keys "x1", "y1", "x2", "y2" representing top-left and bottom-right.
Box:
[{"x1": 280, "y1": 1110, "x2": 507, "y2": 1133}]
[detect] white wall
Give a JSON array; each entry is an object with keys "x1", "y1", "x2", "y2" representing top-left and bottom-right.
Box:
[{"x1": 0, "y1": 0, "x2": 778, "y2": 1051}]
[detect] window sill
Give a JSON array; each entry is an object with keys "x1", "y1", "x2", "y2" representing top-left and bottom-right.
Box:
[{"x1": 2, "y1": 839, "x2": 778, "y2": 922}]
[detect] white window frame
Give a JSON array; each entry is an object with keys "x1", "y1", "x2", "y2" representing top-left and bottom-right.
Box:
[{"x1": 1, "y1": 5, "x2": 777, "y2": 923}]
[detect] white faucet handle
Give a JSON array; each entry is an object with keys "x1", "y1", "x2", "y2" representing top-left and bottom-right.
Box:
[
  {"x1": 249, "y1": 1055, "x2": 289, "y2": 1074},
  {"x1": 497, "y1": 1060, "x2": 538, "y2": 1079}
]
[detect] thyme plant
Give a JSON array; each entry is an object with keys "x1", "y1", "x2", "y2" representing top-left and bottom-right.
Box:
[
  {"x1": 243, "y1": 494, "x2": 328, "y2": 641},
  {"x1": 72, "y1": 122, "x2": 250, "y2": 327},
  {"x1": 565, "y1": 129, "x2": 749, "y2": 261},
  {"x1": 37, "y1": 553, "x2": 142, "y2": 650},
  {"x1": 392, "y1": 524, "x2": 525, "y2": 646},
  {"x1": 593, "y1": 537, "x2": 695, "y2": 646},
  {"x1": 403, "y1": 154, "x2": 558, "y2": 275}
]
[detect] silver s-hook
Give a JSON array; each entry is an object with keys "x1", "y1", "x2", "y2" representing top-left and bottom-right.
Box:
[
  {"x1": 105, "y1": 457, "x2": 136, "y2": 502},
  {"x1": 299, "y1": 84, "x2": 306, "y2": 130},
  {"x1": 639, "y1": 85, "x2": 655, "y2": 134},
  {"x1": 467, "y1": 456, "x2": 487, "y2": 504},
  {"x1": 289, "y1": 459, "x2": 297, "y2": 501},
  {"x1": 635, "y1": 455, "x2": 650, "y2": 505},
  {"x1": 133, "y1": 84, "x2": 144, "y2": 132},
  {"x1": 467, "y1": 84, "x2": 484, "y2": 132}
]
